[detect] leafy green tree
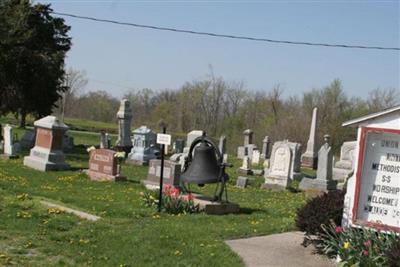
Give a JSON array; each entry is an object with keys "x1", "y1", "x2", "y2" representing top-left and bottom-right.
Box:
[{"x1": 0, "y1": 0, "x2": 71, "y2": 127}]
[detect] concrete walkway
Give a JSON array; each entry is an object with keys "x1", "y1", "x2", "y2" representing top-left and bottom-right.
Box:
[{"x1": 226, "y1": 231, "x2": 336, "y2": 267}]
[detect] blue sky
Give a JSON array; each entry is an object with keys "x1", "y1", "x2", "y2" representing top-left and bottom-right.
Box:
[{"x1": 40, "y1": 0, "x2": 399, "y2": 98}]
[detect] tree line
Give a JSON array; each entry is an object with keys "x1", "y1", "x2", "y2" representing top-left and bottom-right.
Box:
[
  {"x1": 0, "y1": 0, "x2": 71, "y2": 127},
  {"x1": 58, "y1": 71, "x2": 399, "y2": 154}
]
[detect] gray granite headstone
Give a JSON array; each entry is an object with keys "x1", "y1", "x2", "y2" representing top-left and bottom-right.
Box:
[
  {"x1": 100, "y1": 130, "x2": 108, "y2": 149},
  {"x1": 115, "y1": 99, "x2": 132, "y2": 152},
  {"x1": 237, "y1": 129, "x2": 257, "y2": 159},
  {"x1": 143, "y1": 159, "x2": 181, "y2": 190},
  {"x1": 243, "y1": 129, "x2": 253, "y2": 146},
  {"x1": 261, "y1": 136, "x2": 271, "y2": 159},
  {"x1": 236, "y1": 176, "x2": 249, "y2": 188},
  {"x1": 299, "y1": 135, "x2": 337, "y2": 191},
  {"x1": 127, "y1": 126, "x2": 160, "y2": 165},
  {"x1": 20, "y1": 130, "x2": 36, "y2": 149},
  {"x1": 174, "y1": 139, "x2": 185, "y2": 153}
]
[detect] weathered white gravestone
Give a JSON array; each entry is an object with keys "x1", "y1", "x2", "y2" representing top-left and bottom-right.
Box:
[
  {"x1": 263, "y1": 140, "x2": 302, "y2": 190},
  {"x1": 127, "y1": 126, "x2": 160, "y2": 165},
  {"x1": 115, "y1": 99, "x2": 132, "y2": 153},
  {"x1": 1, "y1": 124, "x2": 19, "y2": 158},
  {"x1": 333, "y1": 141, "x2": 357, "y2": 181},
  {"x1": 301, "y1": 107, "x2": 318, "y2": 169},
  {"x1": 23, "y1": 116, "x2": 70, "y2": 171},
  {"x1": 237, "y1": 129, "x2": 257, "y2": 159},
  {"x1": 219, "y1": 135, "x2": 226, "y2": 155},
  {"x1": 252, "y1": 150, "x2": 261, "y2": 165},
  {"x1": 299, "y1": 135, "x2": 337, "y2": 191},
  {"x1": 263, "y1": 143, "x2": 292, "y2": 190},
  {"x1": 341, "y1": 105, "x2": 400, "y2": 233},
  {"x1": 238, "y1": 156, "x2": 252, "y2": 174},
  {"x1": 183, "y1": 130, "x2": 204, "y2": 154}
]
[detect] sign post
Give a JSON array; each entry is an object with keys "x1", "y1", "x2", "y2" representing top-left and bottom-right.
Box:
[{"x1": 156, "y1": 124, "x2": 171, "y2": 212}]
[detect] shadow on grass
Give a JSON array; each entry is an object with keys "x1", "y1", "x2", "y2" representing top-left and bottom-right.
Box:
[{"x1": 238, "y1": 207, "x2": 269, "y2": 215}]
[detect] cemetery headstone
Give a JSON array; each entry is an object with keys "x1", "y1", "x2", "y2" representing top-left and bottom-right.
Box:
[
  {"x1": 219, "y1": 135, "x2": 226, "y2": 155},
  {"x1": 174, "y1": 139, "x2": 185, "y2": 153},
  {"x1": 100, "y1": 130, "x2": 108, "y2": 149},
  {"x1": 223, "y1": 153, "x2": 228, "y2": 164},
  {"x1": 333, "y1": 141, "x2": 357, "y2": 181},
  {"x1": 237, "y1": 129, "x2": 257, "y2": 159},
  {"x1": 263, "y1": 140, "x2": 302, "y2": 190},
  {"x1": 341, "y1": 105, "x2": 400, "y2": 233},
  {"x1": 0, "y1": 124, "x2": 19, "y2": 159},
  {"x1": 301, "y1": 107, "x2": 318, "y2": 169},
  {"x1": 63, "y1": 134, "x2": 74, "y2": 151},
  {"x1": 20, "y1": 130, "x2": 36, "y2": 149},
  {"x1": 299, "y1": 135, "x2": 337, "y2": 191},
  {"x1": 252, "y1": 150, "x2": 261, "y2": 165},
  {"x1": 23, "y1": 116, "x2": 70, "y2": 171},
  {"x1": 236, "y1": 176, "x2": 249, "y2": 188},
  {"x1": 238, "y1": 156, "x2": 252, "y2": 174},
  {"x1": 85, "y1": 148, "x2": 126, "y2": 181},
  {"x1": 127, "y1": 126, "x2": 160, "y2": 165},
  {"x1": 143, "y1": 159, "x2": 181, "y2": 190},
  {"x1": 261, "y1": 136, "x2": 271, "y2": 159},
  {"x1": 183, "y1": 130, "x2": 204, "y2": 154},
  {"x1": 115, "y1": 99, "x2": 132, "y2": 153}
]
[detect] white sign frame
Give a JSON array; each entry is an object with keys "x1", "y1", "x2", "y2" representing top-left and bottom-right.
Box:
[
  {"x1": 352, "y1": 127, "x2": 400, "y2": 233},
  {"x1": 156, "y1": 134, "x2": 171, "y2": 146}
]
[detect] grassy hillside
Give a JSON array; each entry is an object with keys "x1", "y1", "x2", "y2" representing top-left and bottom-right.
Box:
[{"x1": 0, "y1": 142, "x2": 306, "y2": 266}]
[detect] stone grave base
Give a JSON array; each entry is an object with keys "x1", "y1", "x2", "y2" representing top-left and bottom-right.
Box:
[
  {"x1": 261, "y1": 183, "x2": 288, "y2": 191},
  {"x1": 125, "y1": 159, "x2": 148, "y2": 166},
  {"x1": 115, "y1": 145, "x2": 132, "y2": 155},
  {"x1": 238, "y1": 168, "x2": 252, "y2": 175},
  {"x1": 252, "y1": 169, "x2": 264, "y2": 176},
  {"x1": 142, "y1": 180, "x2": 160, "y2": 190},
  {"x1": 333, "y1": 167, "x2": 352, "y2": 181},
  {"x1": 301, "y1": 154, "x2": 317, "y2": 169},
  {"x1": 192, "y1": 194, "x2": 240, "y2": 215},
  {"x1": 299, "y1": 177, "x2": 337, "y2": 192},
  {"x1": 84, "y1": 169, "x2": 127, "y2": 182},
  {"x1": 262, "y1": 175, "x2": 291, "y2": 191},
  {"x1": 0, "y1": 154, "x2": 19, "y2": 160},
  {"x1": 24, "y1": 156, "x2": 70, "y2": 171}
]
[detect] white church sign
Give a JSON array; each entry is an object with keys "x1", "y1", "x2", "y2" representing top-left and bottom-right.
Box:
[
  {"x1": 352, "y1": 127, "x2": 400, "y2": 232},
  {"x1": 342, "y1": 105, "x2": 400, "y2": 233}
]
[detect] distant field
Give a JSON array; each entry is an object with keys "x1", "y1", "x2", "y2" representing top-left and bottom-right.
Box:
[{"x1": 0, "y1": 115, "x2": 189, "y2": 141}]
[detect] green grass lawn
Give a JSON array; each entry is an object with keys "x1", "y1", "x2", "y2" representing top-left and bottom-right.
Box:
[{"x1": 0, "y1": 129, "x2": 307, "y2": 266}]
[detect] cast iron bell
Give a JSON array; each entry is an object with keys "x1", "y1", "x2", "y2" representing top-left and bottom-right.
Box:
[{"x1": 181, "y1": 134, "x2": 231, "y2": 202}]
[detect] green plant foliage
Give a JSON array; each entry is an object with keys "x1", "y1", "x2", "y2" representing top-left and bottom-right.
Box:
[
  {"x1": 0, "y1": 0, "x2": 71, "y2": 126},
  {"x1": 320, "y1": 223, "x2": 398, "y2": 267},
  {"x1": 295, "y1": 190, "x2": 345, "y2": 235},
  {"x1": 387, "y1": 237, "x2": 400, "y2": 267}
]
